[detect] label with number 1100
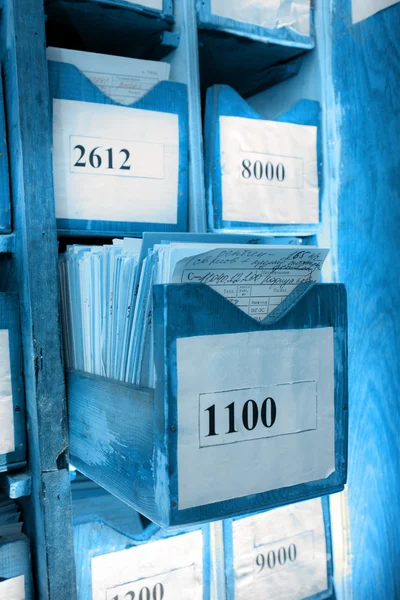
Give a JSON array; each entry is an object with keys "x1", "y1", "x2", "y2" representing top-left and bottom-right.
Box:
[{"x1": 199, "y1": 381, "x2": 317, "y2": 448}]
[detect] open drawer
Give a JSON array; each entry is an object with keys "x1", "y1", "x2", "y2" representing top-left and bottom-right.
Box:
[{"x1": 68, "y1": 282, "x2": 348, "y2": 528}]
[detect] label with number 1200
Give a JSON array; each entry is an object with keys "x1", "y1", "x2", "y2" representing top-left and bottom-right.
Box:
[{"x1": 91, "y1": 531, "x2": 203, "y2": 600}]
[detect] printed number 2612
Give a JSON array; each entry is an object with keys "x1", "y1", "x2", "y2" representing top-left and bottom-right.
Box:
[{"x1": 73, "y1": 144, "x2": 131, "y2": 171}]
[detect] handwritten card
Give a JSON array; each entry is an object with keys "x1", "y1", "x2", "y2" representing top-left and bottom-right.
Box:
[
  {"x1": 172, "y1": 246, "x2": 329, "y2": 320},
  {"x1": 47, "y1": 47, "x2": 170, "y2": 105}
]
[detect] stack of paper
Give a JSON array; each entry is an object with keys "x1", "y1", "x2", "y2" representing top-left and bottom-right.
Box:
[
  {"x1": 58, "y1": 239, "x2": 141, "y2": 379},
  {"x1": 59, "y1": 236, "x2": 328, "y2": 388}
]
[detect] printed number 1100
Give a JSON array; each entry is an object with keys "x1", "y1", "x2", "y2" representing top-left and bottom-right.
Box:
[{"x1": 205, "y1": 397, "x2": 277, "y2": 438}]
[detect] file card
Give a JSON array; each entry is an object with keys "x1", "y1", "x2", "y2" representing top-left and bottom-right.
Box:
[
  {"x1": 59, "y1": 238, "x2": 328, "y2": 393},
  {"x1": 48, "y1": 49, "x2": 188, "y2": 236},
  {"x1": 205, "y1": 85, "x2": 321, "y2": 231},
  {"x1": 227, "y1": 499, "x2": 332, "y2": 600}
]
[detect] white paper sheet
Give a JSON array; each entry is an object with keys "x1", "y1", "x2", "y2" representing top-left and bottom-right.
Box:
[
  {"x1": 53, "y1": 100, "x2": 179, "y2": 224},
  {"x1": 0, "y1": 329, "x2": 15, "y2": 455},
  {"x1": 352, "y1": 0, "x2": 400, "y2": 23},
  {"x1": 172, "y1": 246, "x2": 328, "y2": 320},
  {"x1": 232, "y1": 499, "x2": 328, "y2": 600},
  {"x1": 91, "y1": 531, "x2": 203, "y2": 600},
  {"x1": 0, "y1": 575, "x2": 25, "y2": 600},
  {"x1": 210, "y1": 0, "x2": 311, "y2": 36},
  {"x1": 219, "y1": 116, "x2": 319, "y2": 224},
  {"x1": 177, "y1": 327, "x2": 335, "y2": 509},
  {"x1": 47, "y1": 47, "x2": 170, "y2": 105},
  {"x1": 125, "y1": 0, "x2": 163, "y2": 9}
]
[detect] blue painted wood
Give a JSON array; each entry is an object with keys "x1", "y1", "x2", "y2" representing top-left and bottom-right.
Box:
[
  {"x1": 0, "y1": 0, "x2": 77, "y2": 597},
  {"x1": 0, "y1": 71, "x2": 11, "y2": 234},
  {"x1": 163, "y1": 0, "x2": 206, "y2": 232},
  {"x1": 0, "y1": 293, "x2": 26, "y2": 473},
  {"x1": 73, "y1": 510, "x2": 210, "y2": 600},
  {"x1": 48, "y1": 61, "x2": 188, "y2": 236},
  {"x1": 329, "y1": 1, "x2": 400, "y2": 598},
  {"x1": 0, "y1": 536, "x2": 34, "y2": 599},
  {"x1": 68, "y1": 282, "x2": 347, "y2": 528},
  {"x1": 158, "y1": 282, "x2": 347, "y2": 527},
  {"x1": 0, "y1": 471, "x2": 31, "y2": 499},
  {"x1": 223, "y1": 497, "x2": 335, "y2": 600},
  {"x1": 196, "y1": 2, "x2": 314, "y2": 98},
  {"x1": 0, "y1": 234, "x2": 15, "y2": 254},
  {"x1": 204, "y1": 84, "x2": 321, "y2": 234},
  {"x1": 45, "y1": 0, "x2": 174, "y2": 61}
]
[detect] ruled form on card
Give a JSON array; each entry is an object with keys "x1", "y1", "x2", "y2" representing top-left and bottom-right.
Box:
[{"x1": 47, "y1": 47, "x2": 170, "y2": 104}]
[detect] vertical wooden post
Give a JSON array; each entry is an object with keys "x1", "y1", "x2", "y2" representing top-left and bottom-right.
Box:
[{"x1": 1, "y1": 0, "x2": 77, "y2": 597}]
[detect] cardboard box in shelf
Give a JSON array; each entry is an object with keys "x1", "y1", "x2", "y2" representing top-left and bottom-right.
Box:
[
  {"x1": 72, "y1": 487, "x2": 210, "y2": 600},
  {"x1": 224, "y1": 497, "x2": 335, "y2": 600},
  {"x1": 196, "y1": 0, "x2": 314, "y2": 98},
  {"x1": 67, "y1": 281, "x2": 348, "y2": 529},
  {"x1": 0, "y1": 293, "x2": 26, "y2": 473},
  {"x1": 45, "y1": 0, "x2": 175, "y2": 61},
  {"x1": 204, "y1": 85, "x2": 321, "y2": 234},
  {"x1": 48, "y1": 59, "x2": 188, "y2": 237},
  {"x1": 0, "y1": 536, "x2": 34, "y2": 600}
]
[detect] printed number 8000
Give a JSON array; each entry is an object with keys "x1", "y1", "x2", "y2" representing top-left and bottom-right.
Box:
[{"x1": 241, "y1": 159, "x2": 285, "y2": 182}]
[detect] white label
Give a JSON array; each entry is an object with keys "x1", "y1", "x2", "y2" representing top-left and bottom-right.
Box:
[
  {"x1": 53, "y1": 100, "x2": 179, "y2": 225},
  {"x1": 91, "y1": 531, "x2": 203, "y2": 600},
  {"x1": 232, "y1": 499, "x2": 328, "y2": 600},
  {"x1": 177, "y1": 328, "x2": 335, "y2": 509},
  {"x1": 219, "y1": 116, "x2": 319, "y2": 225},
  {"x1": 0, "y1": 330, "x2": 15, "y2": 455},
  {"x1": 0, "y1": 575, "x2": 25, "y2": 600},
  {"x1": 199, "y1": 381, "x2": 317, "y2": 447},
  {"x1": 106, "y1": 566, "x2": 195, "y2": 600},
  {"x1": 352, "y1": 0, "x2": 399, "y2": 23},
  {"x1": 210, "y1": 0, "x2": 311, "y2": 36}
]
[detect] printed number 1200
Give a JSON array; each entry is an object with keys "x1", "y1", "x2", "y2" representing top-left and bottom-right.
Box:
[{"x1": 111, "y1": 583, "x2": 164, "y2": 600}]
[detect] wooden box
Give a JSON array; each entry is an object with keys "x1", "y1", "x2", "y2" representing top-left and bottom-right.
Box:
[
  {"x1": 48, "y1": 60, "x2": 188, "y2": 236},
  {"x1": 224, "y1": 498, "x2": 335, "y2": 600},
  {"x1": 196, "y1": 0, "x2": 314, "y2": 97},
  {"x1": 68, "y1": 282, "x2": 348, "y2": 528}
]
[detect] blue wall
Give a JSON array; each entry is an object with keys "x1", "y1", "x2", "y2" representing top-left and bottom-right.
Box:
[{"x1": 332, "y1": 1, "x2": 400, "y2": 597}]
